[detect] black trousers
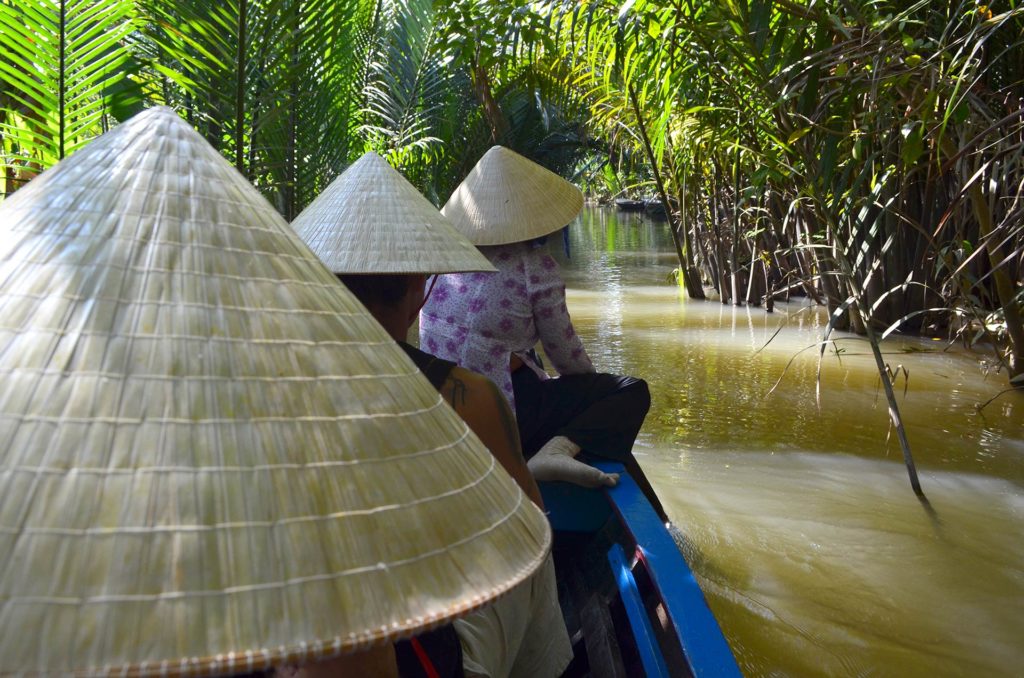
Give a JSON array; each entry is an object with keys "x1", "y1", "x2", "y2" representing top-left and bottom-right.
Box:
[{"x1": 512, "y1": 368, "x2": 667, "y2": 521}]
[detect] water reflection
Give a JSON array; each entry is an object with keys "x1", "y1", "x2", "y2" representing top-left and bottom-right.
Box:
[{"x1": 555, "y1": 207, "x2": 1024, "y2": 677}]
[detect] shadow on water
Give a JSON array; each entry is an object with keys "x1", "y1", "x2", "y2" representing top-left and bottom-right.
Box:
[
  {"x1": 554, "y1": 207, "x2": 1024, "y2": 677},
  {"x1": 916, "y1": 492, "x2": 942, "y2": 533}
]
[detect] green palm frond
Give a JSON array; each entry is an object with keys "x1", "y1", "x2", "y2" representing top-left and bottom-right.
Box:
[
  {"x1": 268, "y1": 0, "x2": 375, "y2": 214},
  {"x1": 0, "y1": 0, "x2": 138, "y2": 178},
  {"x1": 138, "y1": 0, "x2": 374, "y2": 215},
  {"x1": 141, "y1": 0, "x2": 277, "y2": 167},
  {"x1": 360, "y1": 0, "x2": 452, "y2": 176}
]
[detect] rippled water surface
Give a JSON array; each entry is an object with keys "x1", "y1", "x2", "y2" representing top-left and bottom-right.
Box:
[{"x1": 555, "y1": 208, "x2": 1024, "y2": 677}]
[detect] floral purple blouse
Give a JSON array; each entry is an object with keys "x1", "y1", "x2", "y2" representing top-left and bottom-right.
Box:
[{"x1": 419, "y1": 242, "x2": 594, "y2": 411}]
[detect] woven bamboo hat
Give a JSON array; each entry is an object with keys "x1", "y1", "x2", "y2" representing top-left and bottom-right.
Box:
[
  {"x1": 292, "y1": 152, "x2": 494, "y2": 274},
  {"x1": 0, "y1": 107, "x2": 550, "y2": 676},
  {"x1": 441, "y1": 146, "x2": 583, "y2": 246}
]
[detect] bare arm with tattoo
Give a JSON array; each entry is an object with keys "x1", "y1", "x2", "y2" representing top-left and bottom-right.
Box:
[{"x1": 441, "y1": 366, "x2": 544, "y2": 509}]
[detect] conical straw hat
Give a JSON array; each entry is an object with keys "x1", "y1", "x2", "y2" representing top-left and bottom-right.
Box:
[
  {"x1": 0, "y1": 107, "x2": 550, "y2": 676},
  {"x1": 441, "y1": 146, "x2": 583, "y2": 246},
  {"x1": 292, "y1": 152, "x2": 494, "y2": 274}
]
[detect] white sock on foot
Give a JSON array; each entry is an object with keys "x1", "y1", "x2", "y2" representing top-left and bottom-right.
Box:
[{"x1": 527, "y1": 436, "x2": 618, "y2": 488}]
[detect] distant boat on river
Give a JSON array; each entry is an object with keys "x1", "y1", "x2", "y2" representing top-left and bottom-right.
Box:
[
  {"x1": 614, "y1": 198, "x2": 646, "y2": 212},
  {"x1": 644, "y1": 199, "x2": 668, "y2": 219}
]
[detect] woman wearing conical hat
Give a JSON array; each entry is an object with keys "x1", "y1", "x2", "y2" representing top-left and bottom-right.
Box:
[
  {"x1": 292, "y1": 151, "x2": 572, "y2": 678},
  {"x1": 420, "y1": 146, "x2": 667, "y2": 520},
  {"x1": 0, "y1": 111, "x2": 551, "y2": 676}
]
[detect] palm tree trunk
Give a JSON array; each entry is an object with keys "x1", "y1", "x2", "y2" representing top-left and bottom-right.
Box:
[
  {"x1": 234, "y1": 0, "x2": 248, "y2": 175},
  {"x1": 470, "y1": 62, "x2": 509, "y2": 144},
  {"x1": 968, "y1": 181, "x2": 1024, "y2": 379},
  {"x1": 731, "y1": 136, "x2": 741, "y2": 305},
  {"x1": 58, "y1": 0, "x2": 66, "y2": 159},
  {"x1": 625, "y1": 82, "x2": 693, "y2": 296},
  {"x1": 676, "y1": 162, "x2": 705, "y2": 298},
  {"x1": 285, "y1": 0, "x2": 299, "y2": 220},
  {"x1": 712, "y1": 161, "x2": 729, "y2": 302}
]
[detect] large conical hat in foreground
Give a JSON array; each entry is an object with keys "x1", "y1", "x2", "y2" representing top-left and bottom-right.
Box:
[
  {"x1": 441, "y1": 146, "x2": 583, "y2": 246},
  {"x1": 292, "y1": 152, "x2": 494, "y2": 274},
  {"x1": 0, "y1": 107, "x2": 550, "y2": 676}
]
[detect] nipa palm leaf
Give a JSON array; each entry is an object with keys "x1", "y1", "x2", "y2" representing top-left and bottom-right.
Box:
[{"x1": 0, "y1": 0, "x2": 136, "y2": 170}]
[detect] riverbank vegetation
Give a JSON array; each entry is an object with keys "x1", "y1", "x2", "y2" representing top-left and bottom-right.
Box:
[{"x1": 2, "y1": 0, "x2": 1021, "y2": 390}]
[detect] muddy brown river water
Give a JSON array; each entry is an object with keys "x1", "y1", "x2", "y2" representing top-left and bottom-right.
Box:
[{"x1": 554, "y1": 207, "x2": 1024, "y2": 677}]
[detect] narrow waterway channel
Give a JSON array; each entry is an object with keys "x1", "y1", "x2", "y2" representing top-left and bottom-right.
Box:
[{"x1": 555, "y1": 207, "x2": 1024, "y2": 677}]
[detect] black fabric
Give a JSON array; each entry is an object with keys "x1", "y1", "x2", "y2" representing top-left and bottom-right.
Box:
[
  {"x1": 399, "y1": 341, "x2": 457, "y2": 391},
  {"x1": 512, "y1": 368, "x2": 667, "y2": 521},
  {"x1": 393, "y1": 342, "x2": 464, "y2": 678},
  {"x1": 512, "y1": 369, "x2": 650, "y2": 462},
  {"x1": 395, "y1": 625, "x2": 465, "y2": 678}
]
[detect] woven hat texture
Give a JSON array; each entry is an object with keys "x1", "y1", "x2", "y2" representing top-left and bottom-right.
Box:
[
  {"x1": 0, "y1": 107, "x2": 550, "y2": 676},
  {"x1": 441, "y1": 146, "x2": 583, "y2": 246},
  {"x1": 291, "y1": 152, "x2": 494, "y2": 274}
]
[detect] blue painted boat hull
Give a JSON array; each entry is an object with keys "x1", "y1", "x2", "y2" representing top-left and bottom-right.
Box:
[{"x1": 541, "y1": 463, "x2": 741, "y2": 677}]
